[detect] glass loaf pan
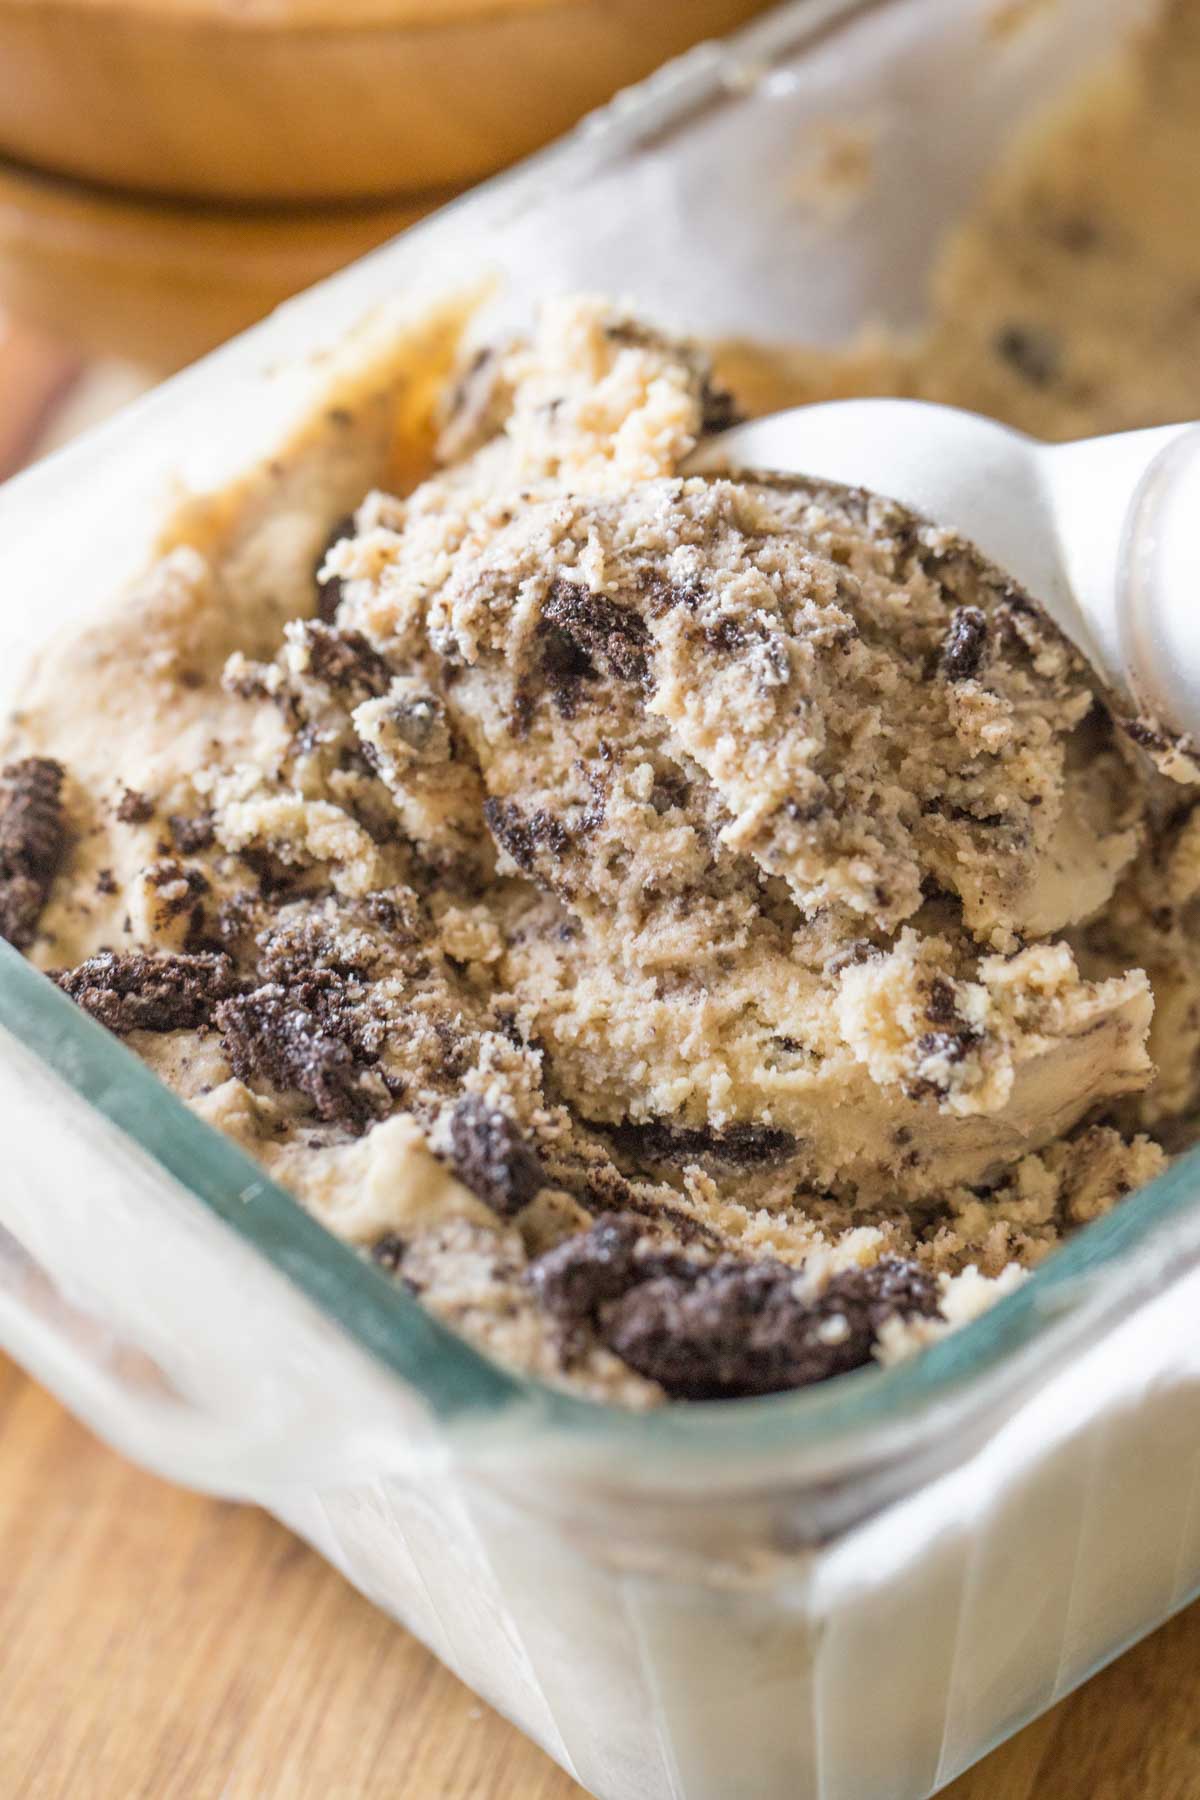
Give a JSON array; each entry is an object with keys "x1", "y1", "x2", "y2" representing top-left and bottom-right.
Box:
[{"x1": 1, "y1": 1, "x2": 1196, "y2": 1796}]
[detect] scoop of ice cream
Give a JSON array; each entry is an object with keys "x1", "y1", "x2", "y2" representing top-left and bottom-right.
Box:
[{"x1": 323, "y1": 409, "x2": 1153, "y2": 1200}]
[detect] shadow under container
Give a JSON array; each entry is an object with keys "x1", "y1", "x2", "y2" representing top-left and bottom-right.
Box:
[{"x1": 2, "y1": 2, "x2": 1199, "y2": 1796}]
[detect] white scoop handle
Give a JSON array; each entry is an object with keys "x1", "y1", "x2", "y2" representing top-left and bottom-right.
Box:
[{"x1": 689, "y1": 400, "x2": 1200, "y2": 742}]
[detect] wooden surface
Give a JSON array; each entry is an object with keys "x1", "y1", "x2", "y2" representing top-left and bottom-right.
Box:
[
  {"x1": 0, "y1": 0, "x2": 773, "y2": 203},
  {"x1": 0, "y1": 1355, "x2": 1197, "y2": 1800},
  {"x1": 0, "y1": 163, "x2": 451, "y2": 370}
]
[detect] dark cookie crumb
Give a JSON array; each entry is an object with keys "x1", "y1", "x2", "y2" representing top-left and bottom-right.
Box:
[
  {"x1": 168, "y1": 811, "x2": 216, "y2": 855},
  {"x1": 528, "y1": 1221, "x2": 940, "y2": 1399},
  {"x1": 940, "y1": 607, "x2": 989, "y2": 682},
  {"x1": 1122, "y1": 717, "x2": 1171, "y2": 753},
  {"x1": 212, "y1": 889, "x2": 264, "y2": 955},
  {"x1": 446, "y1": 1095, "x2": 544, "y2": 1217},
  {"x1": 96, "y1": 868, "x2": 118, "y2": 896},
  {"x1": 528, "y1": 1213, "x2": 643, "y2": 1321},
  {"x1": 993, "y1": 323, "x2": 1061, "y2": 388},
  {"x1": 925, "y1": 975, "x2": 961, "y2": 1027},
  {"x1": 698, "y1": 376, "x2": 743, "y2": 436},
  {"x1": 640, "y1": 571, "x2": 705, "y2": 618},
  {"x1": 236, "y1": 844, "x2": 298, "y2": 900},
  {"x1": 905, "y1": 1022, "x2": 983, "y2": 1101},
  {"x1": 604, "y1": 1253, "x2": 939, "y2": 1400},
  {"x1": 115, "y1": 788, "x2": 154, "y2": 825},
  {"x1": 216, "y1": 970, "x2": 380, "y2": 1130},
  {"x1": 371, "y1": 1232, "x2": 407, "y2": 1273},
  {"x1": 314, "y1": 513, "x2": 357, "y2": 624},
  {"x1": 826, "y1": 939, "x2": 879, "y2": 976},
  {"x1": 254, "y1": 905, "x2": 408, "y2": 986},
  {"x1": 611, "y1": 1118, "x2": 798, "y2": 1172},
  {"x1": 55, "y1": 949, "x2": 241, "y2": 1034},
  {"x1": 820, "y1": 1257, "x2": 942, "y2": 1341},
  {"x1": 388, "y1": 690, "x2": 444, "y2": 752},
  {"x1": 542, "y1": 580, "x2": 650, "y2": 687},
  {"x1": 142, "y1": 859, "x2": 213, "y2": 950},
  {"x1": 483, "y1": 798, "x2": 571, "y2": 876},
  {"x1": 298, "y1": 622, "x2": 393, "y2": 698},
  {"x1": 0, "y1": 757, "x2": 68, "y2": 950}
]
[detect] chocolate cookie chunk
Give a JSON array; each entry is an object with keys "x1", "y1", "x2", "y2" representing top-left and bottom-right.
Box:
[
  {"x1": 541, "y1": 581, "x2": 650, "y2": 687},
  {"x1": 528, "y1": 1213, "x2": 643, "y2": 1320},
  {"x1": 314, "y1": 513, "x2": 357, "y2": 624},
  {"x1": 940, "y1": 607, "x2": 989, "y2": 682},
  {"x1": 216, "y1": 969, "x2": 379, "y2": 1130},
  {"x1": 0, "y1": 757, "x2": 68, "y2": 950},
  {"x1": 56, "y1": 949, "x2": 241, "y2": 1034},
  {"x1": 611, "y1": 1119, "x2": 798, "y2": 1172},
  {"x1": 446, "y1": 1095, "x2": 544, "y2": 1216},
  {"x1": 603, "y1": 1254, "x2": 940, "y2": 1400},
  {"x1": 528, "y1": 1212, "x2": 939, "y2": 1399},
  {"x1": 115, "y1": 787, "x2": 154, "y2": 825},
  {"x1": 296, "y1": 622, "x2": 392, "y2": 698},
  {"x1": 167, "y1": 810, "x2": 216, "y2": 854},
  {"x1": 482, "y1": 798, "x2": 571, "y2": 879}
]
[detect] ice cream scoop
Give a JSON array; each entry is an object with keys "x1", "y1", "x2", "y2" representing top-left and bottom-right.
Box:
[{"x1": 689, "y1": 401, "x2": 1200, "y2": 750}]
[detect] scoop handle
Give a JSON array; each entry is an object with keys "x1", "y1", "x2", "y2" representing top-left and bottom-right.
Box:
[{"x1": 1115, "y1": 426, "x2": 1200, "y2": 747}]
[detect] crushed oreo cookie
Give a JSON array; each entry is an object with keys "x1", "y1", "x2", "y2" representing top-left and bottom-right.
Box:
[
  {"x1": 254, "y1": 904, "x2": 403, "y2": 986},
  {"x1": 216, "y1": 969, "x2": 380, "y2": 1129},
  {"x1": 297, "y1": 622, "x2": 392, "y2": 698},
  {"x1": 604, "y1": 1253, "x2": 940, "y2": 1400},
  {"x1": 698, "y1": 375, "x2": 743, "y2": 436},
  {"x1": 446, "y1": 1095, "x2": 544, "y2": 1217},
  {"x1": 314, "y1": 513, "x2": 357, "y2": 624},
  {"x1": 139, "y1": 859, "x2": 213, "y2": 953},
  {"x1": 528, "y1": 1213, "x2": 643, "y2": 1320},
  {"x1": 611, "y1": 1118, "x2": 798, "y2": 1171},
  {"x1": 388, "y1": 689, "x2": 444, "y2": 753},
  {"x1": 925, "y1": 974, "x2": 961, "y2": 1026},
  {"x1": 541, "y1": 580, "x2": 650, "y2": 687},
  {"x1": 905, "y1": 1019, "x2": 983, "y2": 1101},
  {"x1": 56, "y1": 949, "x2": 241, "y2": 1034},
  {"x1": 167, "y1": 810, "x2": 216, "y2": 855},
  {"x1": 371, "y1": 1232, "x2": 407, "y2": 1273},
  {"x1": 482, "y1": 798, "x2": 571, "y2": 878},
  {"x1": 528, "y1": 1220, "x2": 940, "y2": 1399},
  {"x1": 940, "y1": 607, "x2": 989, "y2": 682},
  {"x1": 115, "y1": 788, "x2": 154, "y2": 825},
  {"x1": 0, "y1": 757, "x2": 68, "y2": 950}
]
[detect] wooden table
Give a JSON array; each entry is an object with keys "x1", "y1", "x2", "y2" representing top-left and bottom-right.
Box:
[{"x1": 1, "y1": 1356, "x2": 1197, "y2": 1799}]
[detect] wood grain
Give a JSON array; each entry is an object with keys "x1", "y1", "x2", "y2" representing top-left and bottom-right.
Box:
[
  {"x1": 0, "y1": 0, "x2": 774, "y2": 203},
  {"x1": 0, "y1": 1355, "x2": 1197, "y2": 1800},
  {"x1": 0, "y1": 165, "x2": 447, "y2": 369}
]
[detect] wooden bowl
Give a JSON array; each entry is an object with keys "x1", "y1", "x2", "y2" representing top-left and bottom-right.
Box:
[
  {"x1": 0, "y1": 0, "x2": 774, "y2": 203},
  {"x1": 0, "y1": 158, "x2": 456, "y2": 368}
]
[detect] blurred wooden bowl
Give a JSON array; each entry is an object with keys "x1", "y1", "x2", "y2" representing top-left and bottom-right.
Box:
[
  {"x1": 0, "y1": 158, "x2": 456, "y2": 368},
  {"x1": 0, "y1": 0, "x2": 774, "y2": 203}
]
